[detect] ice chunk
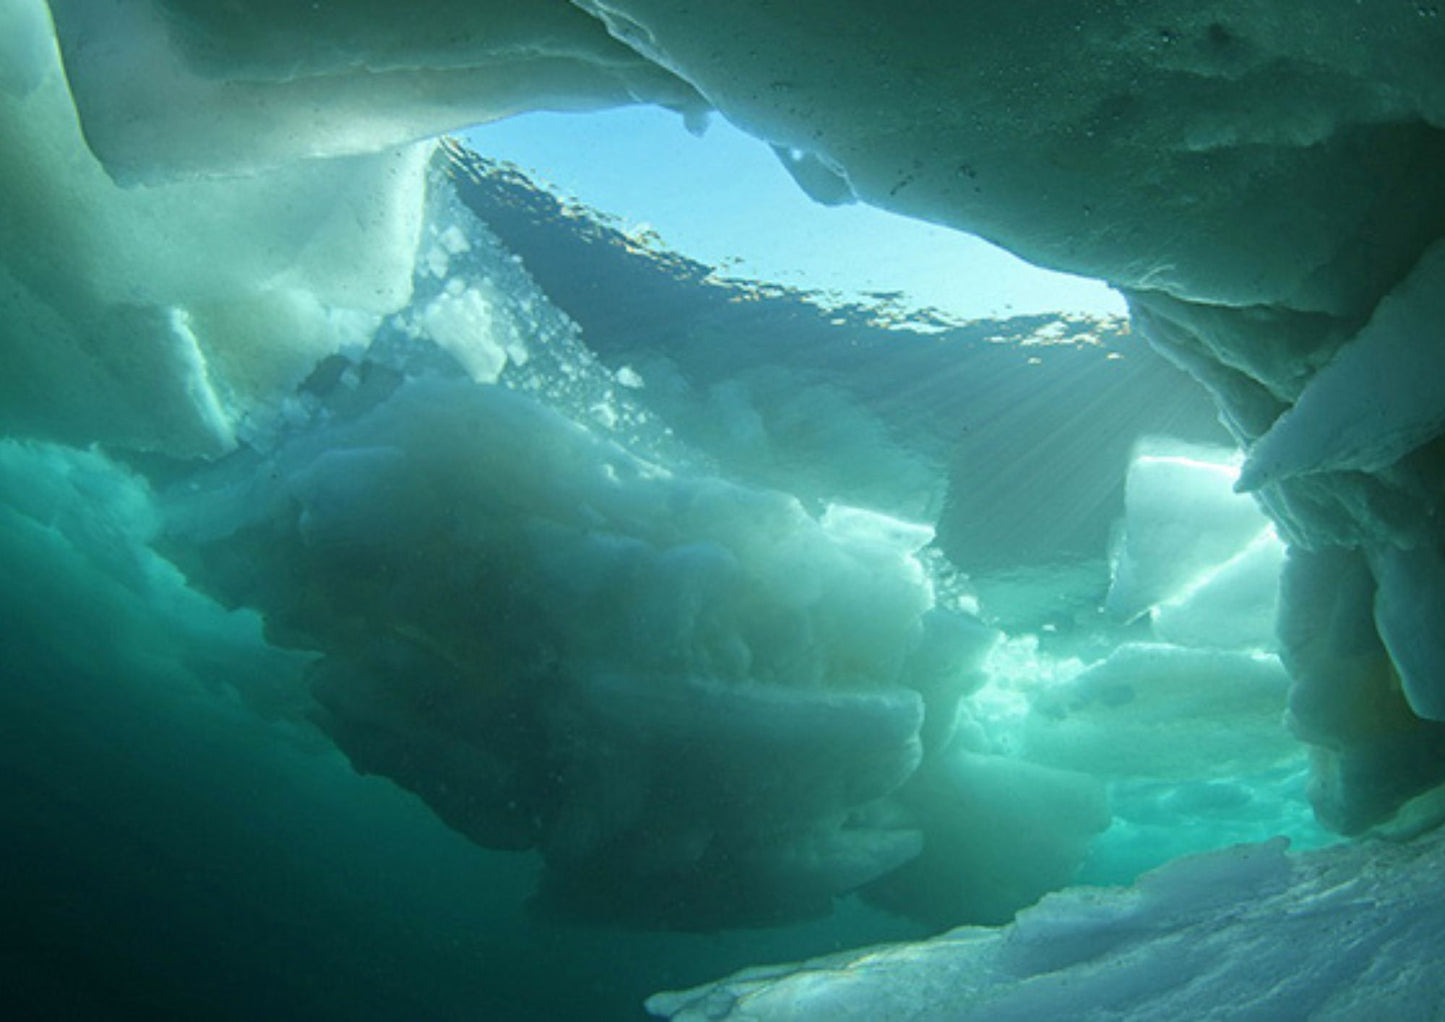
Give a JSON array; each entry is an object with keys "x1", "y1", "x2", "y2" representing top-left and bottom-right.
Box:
[
  {"x1": 1105, "y1": 439, "x2": 1273, "y2": 623},
  {"x1": 1279, "y1": 548, "x2": 1398, "y2": 748},
  {"x1": 0, "y1": 439, "x2": 310, "y2": 716},
  {"x1": 1239, "y1": 240, "x2": 1445, "y2": 491},
  {"x1": 820, "y1": 503, "x2": 935, "y2": 557},
  {"x1": 541, "y1": 672, "x2": 924, "y2": 923},
  {"x1": 166, "y1": 369, "x2": 945, "y2": 925},
  {"x1": 902, "y1": 608, "x2": 998, "y2": 752},
  {"x1": 770, "y1": 145, "x2": 855, "y2": 206},
  {"x1": 1024, "y1": 643, "x2": 1295, "y2": 781},
  {"x1": 1150, "y1": 525, "x2": 1285, "y2": 651},
  {"x1": 418, "y1": 284, "x2": 510, "y2": 383},
  {"x1": 1276, "y1": 546, "x2": 1445, "y2": 834}
]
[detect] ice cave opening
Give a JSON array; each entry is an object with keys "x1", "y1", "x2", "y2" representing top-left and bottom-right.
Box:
[{"x1": 4, "y1": 2, "x2": 1445, "y2": 1020}]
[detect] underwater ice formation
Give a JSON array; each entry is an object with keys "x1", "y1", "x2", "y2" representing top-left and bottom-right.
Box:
[{"x1": 4, "y1": 0, "x2": 1445, "y2": 1014}]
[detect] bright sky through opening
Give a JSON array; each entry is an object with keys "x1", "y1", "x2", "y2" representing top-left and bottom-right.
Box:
[{"x1": 464, "y1": 107, "x2": 1127, "y2": 322}]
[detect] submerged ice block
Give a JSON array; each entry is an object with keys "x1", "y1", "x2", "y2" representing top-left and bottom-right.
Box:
[
  {"x1": 164, "y1": 355, "x2": 958, "y2": 925},
  {"x1": 1105, "y1": 438, "x2": 1281, "y2": 650},
  {"x1": 1023, "y1": 643, "x2": 1295, "y2": 782}
]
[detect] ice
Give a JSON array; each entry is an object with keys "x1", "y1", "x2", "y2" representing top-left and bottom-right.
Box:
[
  {"x1": 0, "y1": 9, "x2": 428, "y2": 453},
  {"x1": 1370, "y1": 544, "x2": 1445, "y2": 722},
  {"x1": 1150, "y1": 528, "x2": 1285, "y2": 651},
  {"x1": 865, "y1": 748, "x2": 1109, "y2": 927},
  {"x1": 163, "y1": 354, "x2": 950, "y2": 923},
  {"x1": 0, "y1": 439, "x2": 312, "y2": 718},
  {"x1": 418, "y1": 283, "x2": 510, "y2": 383},
  {"x1": 0, "y1": 0, "x2": 50, "y2": 96},
  {"x1": 46, "y1": 0, "x2": 705, "y2": 183},
  {"x1": 1276, "y1": 546, "x2": 1445, "y2": 834},
  {"x1": 649, "y1": 830, "x2": 1445, "y2": 1020},
  {"x1": 1023, "y1": 644, "x2": 1295, "y2": 782},
  {"x1": 1105, "y1": 438, "x2": 1281, "y2": 650},
  {"x1": 576, "y1": 1, "x2": 1445, "y2": 311},
  {"x1": 542, "y1": 672, "x2": 926, "y2": 921},
  {"x1": 1238, "y1": 240, "x2": 1445, "y2": 491},
  {"x1": 770, "y1": 145, "x2": 856, "y2": 207}
]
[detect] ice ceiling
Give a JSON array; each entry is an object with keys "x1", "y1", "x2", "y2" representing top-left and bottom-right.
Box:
[{"x1": 4, "y1": 0, "x2": 1445, "y2": 1016}]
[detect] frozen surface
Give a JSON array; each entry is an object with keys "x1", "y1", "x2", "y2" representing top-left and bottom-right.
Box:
[
  {"x1": 1371, "y1": 543, "x2": 1445, "y2": 722},
  {"x1": 648, "y1": 829, "x2": 1445, "y2": 1021},
  {"x1": 1150, "y1": 529, "x2": 1285, "y2": 652},
  {"x1": 576, "y1": 0, "x2": 1445, "y2": 311}
]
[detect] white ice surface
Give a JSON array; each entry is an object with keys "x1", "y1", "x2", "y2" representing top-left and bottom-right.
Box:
[
  {"x1": 1150, "y1": 526, "x2": 1285, "y2": 652},
  {"x1": 648, "y1": 829, "x2": 1445, "y2": 1020},
  {"x1": 1023, "y1": 643, "x2": 1295, "y2": 782},
  {"x1": 1105, "y1": 439, "x2": 1273, "y2": 626}
]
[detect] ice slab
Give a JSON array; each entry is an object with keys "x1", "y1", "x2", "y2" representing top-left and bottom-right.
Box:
[
  {"x1": 865, "y1": 748, "x2": 1109, "y2": 927},
  {"x1": 1150, "y1": 526, "x2": 1285, "y2": 652},
  {"x1": 577, "y1": 0, "x2": 1445, "y2": 313},
  {"x1": 1024, "y1": 643, "x2": 1295, "y2": 782},
  {"x1": 1105, "y1": 439, "x2": 1273, "y2": 628}
]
